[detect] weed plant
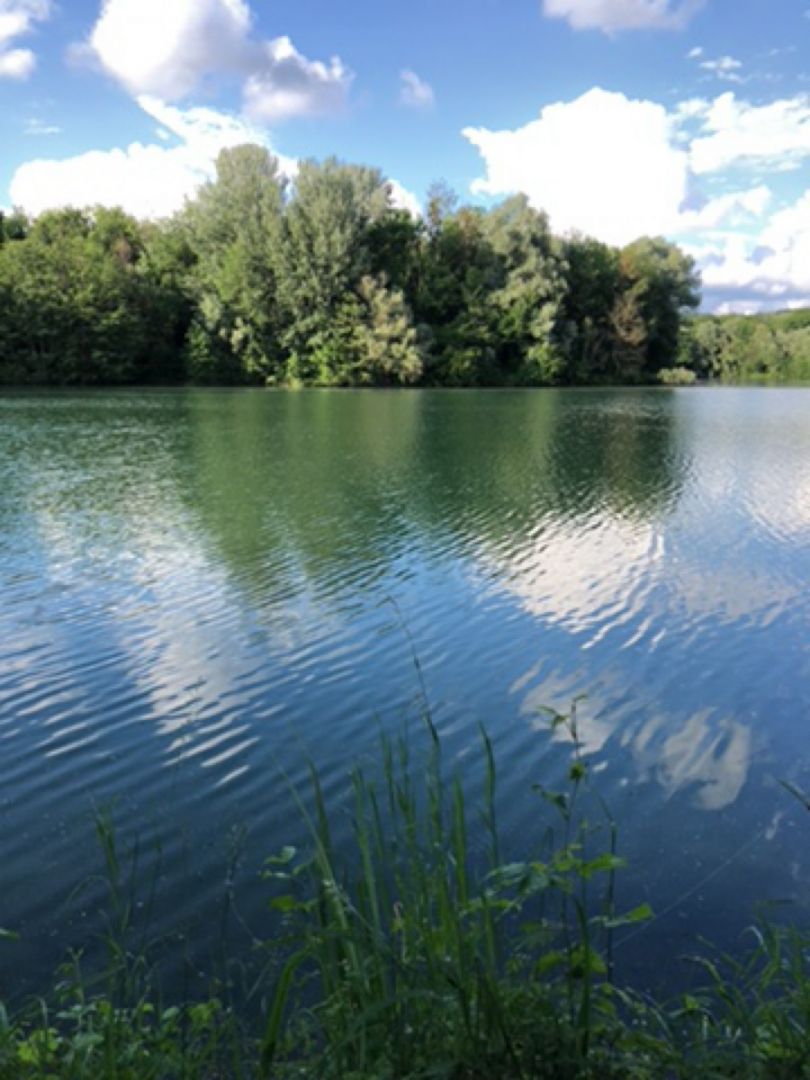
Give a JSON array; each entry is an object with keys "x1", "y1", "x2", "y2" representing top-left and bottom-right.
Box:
[{"x1": 1, "y1": 704, "x2": 809, "y2": 1078}]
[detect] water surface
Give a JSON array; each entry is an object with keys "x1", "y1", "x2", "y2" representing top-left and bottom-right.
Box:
[{"x1": 2, "y1": 388, "x2": 809, "y2": 998}]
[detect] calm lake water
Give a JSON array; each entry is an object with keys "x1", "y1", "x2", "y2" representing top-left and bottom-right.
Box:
[{"x1": 2, "y1": 387, "x2": 810, "y2": 1000}]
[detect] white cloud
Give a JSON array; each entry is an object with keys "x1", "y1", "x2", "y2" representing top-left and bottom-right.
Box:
[
  {"x1": 689, "y1": 93, "x2": 810, "y2": 174},
  {"x1": 387, "y1": 179, "x2": 421, "y2": 217},
  {"x1": 87, "y1": 0, "x2": 351, "y2": 121},
  {"x1": 12, "y1": 143, "x2": 211, "y2": 219},
  {"x1": 464, "y1": 88, "x2": 690, "y2": 246},
  {"x1": 541, "y1": 0, "x2": 702, "y2": 33},
  {"x1": 90, "y1": 0, "x2": 251, "y2": 99},
  {"x1": 10, "y1": 96, "x2": 295, "y2": 219},
  {"x1": 689, "y1": 189, "x2": 810, "y2": 307},
  {"x1": 698, "y1": 55, "x2": 743, "y2": 83},
  {"x1": 673, "y1": 96, "x2": 710, "y2": 122},
  {"x1": 243, "y1": 36, "x2": 351, "y2": 121},
  {"x1": 138, "y1": 94, "x2": 296, "y2": 176},
  {"x1": 0, "y1": 0, "x2": 50, "y2": 79},
  {"x1": 399, "y1": 69, "x2": 435, "y2": 109},
  {"x1": 23, "y1": 116, "x2": 60, "y2": 135},
  {"x1": 678, "y1": 185, "x2": 772, "y2": 231},
  {"x1": 0, "y1": 45, "x2": 32, "y2": 76},
  {"x1": 687, "y1": 45, "x2": 703, "y2": 59},
  {"x1": 464, "y1": 86, "x2": 810, "y2": 305},
  {"x1": 761, "y1": 189, "x2": 810, "y2": 251}
]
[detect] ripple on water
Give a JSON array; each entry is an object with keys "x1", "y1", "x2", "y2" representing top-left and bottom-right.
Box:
[{"x1": 1, "y1": 387, "x2": 810, "y2": 998}]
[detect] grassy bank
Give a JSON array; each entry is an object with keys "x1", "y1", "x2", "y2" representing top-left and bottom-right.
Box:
[{"x1": 2, "y1": 707, "x2": 809, "y2": 1078}]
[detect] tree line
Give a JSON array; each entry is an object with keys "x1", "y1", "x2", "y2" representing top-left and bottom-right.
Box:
[
  {"x1": 0, "y1": 145, "x2": 703, "y2": 387},
  {"x1": 679, "y1": 308, "x2": 810, "y2": 383}
]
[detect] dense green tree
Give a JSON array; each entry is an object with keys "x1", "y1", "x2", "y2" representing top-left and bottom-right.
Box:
[
  {"x1": 415, "y1": 196, "x2": 570, "y2": 385},
  {"x1": 183, "y1": 145, "x2": 286, "y2": 383},
  {"x1": 137, "y1": 220, "x2": 197, "y2": 383},
  {"x1": 732, "y1": 319, "x2": 785, "y2": 376},
  {"x1": 679, "y1": 309, "x2": 810, "y2": 382},
  {"x1": 609, "y1": 284, "x2": 649, "y2": 382},
  {"x1": 0, "y1": 207, "x2": 182, "y2": 385},
  {"x1": 0, "y1": 146, "x2": 712, "y2": 388},
  {"x1": 367, "y1": 206, "x2": 421, "y2": 293},
  {"x1": 0, "y1": 209, "x2": 28, "y2": 245},
  {"x1": 678, "y1": 316, "x2": 726, "y2": 377},
  {"x1": 418, "y1": 206, "x2": 500, "y2": 384},
  {"x1": 482, "y1": 195, "x2": 567, "y2": 383},
  {"x1": 619, "y1": 238, "x2": 701, "y2": 373},
  {"x1": 781, "y1": 327, "x2": 810, "y2": 379},
  {"x1": 353, "y1": 275, "x2": 425, "y2": 384},
  {"x1": 559, "y1": 236, "x2": 621, "y2": 381},
  {"x1": 276, "y1": 159, "x2": 397, "y2": 383}
]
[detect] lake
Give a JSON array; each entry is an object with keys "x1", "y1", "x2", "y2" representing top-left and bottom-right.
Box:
[{"x1": 2, "y1": 387, "x2": 809, "y2": 1001}]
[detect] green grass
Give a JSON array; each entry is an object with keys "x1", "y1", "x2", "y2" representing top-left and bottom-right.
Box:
[{"x1": 2, "y1": 706, "x2": 810, "y2": 1078}]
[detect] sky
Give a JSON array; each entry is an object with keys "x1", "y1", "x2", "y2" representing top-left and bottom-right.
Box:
[{"x1": 2, "y1": 0, "x2": 810, "y2": 312}]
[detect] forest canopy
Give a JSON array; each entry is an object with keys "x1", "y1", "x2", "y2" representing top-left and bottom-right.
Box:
[{"x1": 0, "y1": 144, "x2": 708, "y2": 387}]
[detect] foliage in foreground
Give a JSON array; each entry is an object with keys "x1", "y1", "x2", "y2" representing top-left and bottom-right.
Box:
[{"x1": 1, "y1": 708, "x2": 810, "y2": 1078}]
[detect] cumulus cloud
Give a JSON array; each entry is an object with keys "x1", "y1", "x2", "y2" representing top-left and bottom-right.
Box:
[
  {"x1": 464, "y1": 88, "x2": 690, "y2": 246},
  {"x1": 399, "y1": 69, "x2": 435, "y2": 109},
  {"x1": 541, "y1": 0, "x2": 703, "y2": 33},
  {"x1": 0, "y1": 0, "x2": 50, "y2": 79},
  {"x1": 243, "y1": 37, "x2": 351, "y2": 121},
  {"x1": 464, "y1": 88, "x2": 810, "y2": 234},
  {"x1": 463, "y1": 85, "x2": 810, "y2": 306},
  {"x1": 688, "y1": 92, "x2": 810, "y2": 174},
  {"x1": 673, "y1": 96, "x2": 710, "y2": 122},
  {"x1": 87, "y1": 0, "x2": 352, "y2": 121},
  {"x1": 695, "y1": 188, "x2": 810, "y2": 307},
  {"x1": 89, "y1": 0, "x2": 250, "y2": 99},
  {"x1": 12, "y1": 143, "x2": 212, "y2": 219},
  {"x1": 387, "y1": 179, "x2": 422, "y2": 217},
  {"x1": 11, "y1": 92, "x2": 416, "y2": 228},
  {"x1": 10, "y1": 96, "x2": 295, "y2": 219},
  {"x1": 677, "y1": 184, "x2": 772, "y2": 231}
]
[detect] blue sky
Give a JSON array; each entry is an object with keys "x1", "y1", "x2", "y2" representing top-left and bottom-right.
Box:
[{"x1": 2, "y1": 0, "x2": 810, "y2": 310}]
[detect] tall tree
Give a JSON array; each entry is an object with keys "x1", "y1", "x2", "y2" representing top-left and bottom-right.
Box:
[
  {"x1": 482, "y1": 195, "x2": 567, "y2": 383},
  {"x1": 413, "y1": 204, "x2": 497, "y2": 384},
  {"x1": 184, "y1": 144, "x2": 286, "y2": 383},
  {"x1": 619, "y1": 238, "x2": 701, "y2": 374},
  {"x1": 559, "y1": 235, "x2": 621, "y2": 381},
  {"x1": 609, "y1": 284, "x2": 649, "y2": 382},
  {"x1": 276, "y1": 159, "x2": 403, "y2": 383}
]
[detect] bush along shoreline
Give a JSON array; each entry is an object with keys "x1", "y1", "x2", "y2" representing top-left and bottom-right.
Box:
[{"x1": 2, "y1": 706, "x2": 809, "y2": 1078}]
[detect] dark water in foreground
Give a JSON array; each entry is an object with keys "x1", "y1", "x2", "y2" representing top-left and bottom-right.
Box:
[{"x1": 2, "y1": 387, "x2": 809, "y2": 1000}]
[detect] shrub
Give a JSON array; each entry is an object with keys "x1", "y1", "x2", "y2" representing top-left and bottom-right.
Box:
[{"x1": 657, "y1": 366, "x2": 697, "y2": 385}]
